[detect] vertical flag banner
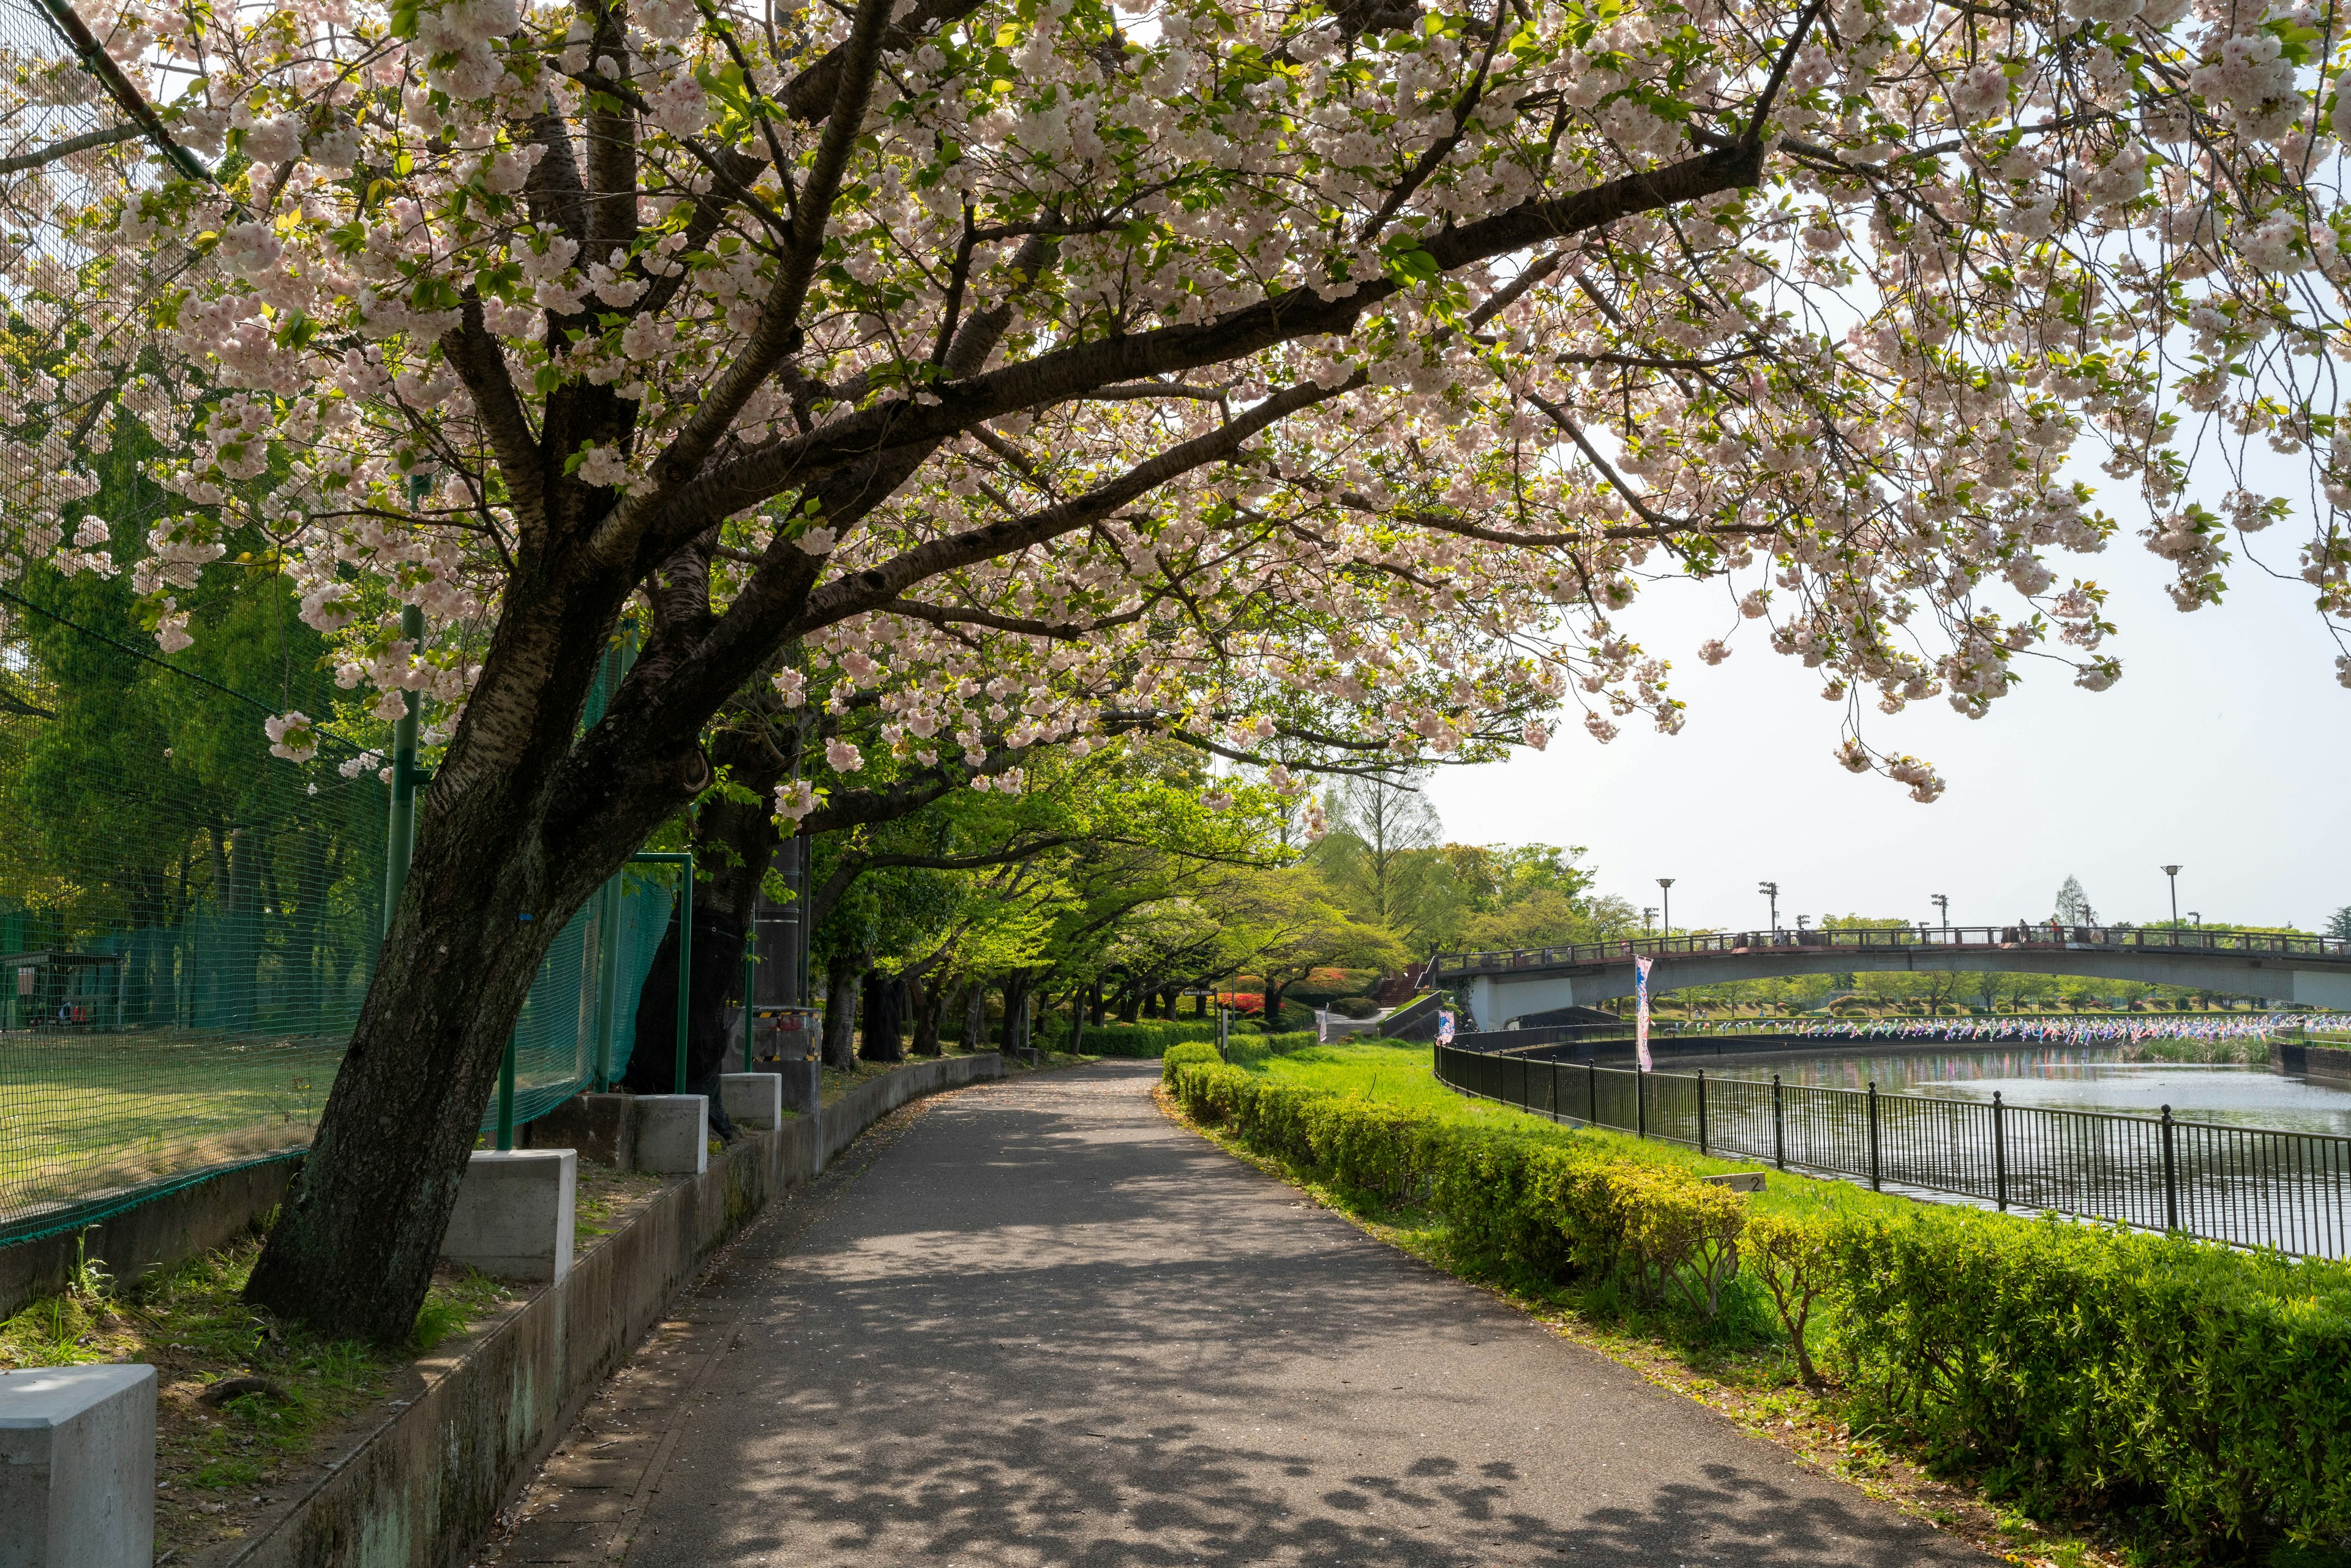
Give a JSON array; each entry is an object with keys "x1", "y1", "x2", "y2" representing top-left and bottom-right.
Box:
[
  {"x1": 1634, "y1": 956, "x2": 1654, "y2": 1071},
  {"x1": 1437, "y1": 1010, "x2": 1455, "y2": 1046}
]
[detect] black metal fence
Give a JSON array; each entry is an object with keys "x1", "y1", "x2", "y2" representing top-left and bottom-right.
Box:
[{"x1": 1434, "y1": 1043, "x2": 2351, "y2": 1258}]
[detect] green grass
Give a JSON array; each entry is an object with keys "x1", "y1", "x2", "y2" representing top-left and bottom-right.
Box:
[
  {"x1": 0, "y1": 1031, "x2": 346, "y2": 1226},
  {"x1": 1253, "y1": 1039, "x2": 1914, "y2": 1225},
  {"x1": 0, "y1": 1232, "x2": 508, "y2": 1558}
]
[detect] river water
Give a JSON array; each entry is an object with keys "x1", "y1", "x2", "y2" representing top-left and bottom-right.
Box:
[{"x1": 1708, "y1": 1045, "x2": 2351, "y2": 1136}]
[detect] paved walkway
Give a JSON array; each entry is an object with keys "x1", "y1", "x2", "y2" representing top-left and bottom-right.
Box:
[{"x1": 489, "y1": 1062, "x2": 1989, "y2": 1567}]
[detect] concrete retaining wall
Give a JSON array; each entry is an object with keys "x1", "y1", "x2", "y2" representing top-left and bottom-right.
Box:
[
  {"x1": 0, "y1": 1158, "x2": 299, "y2": 1322},
  {"x1": 199, "y1": 1052, "x2": 1003, "y2": 1568},
  {"x1": 2274, "y1": 1040, "x2": 2351, "y2": 1084}
]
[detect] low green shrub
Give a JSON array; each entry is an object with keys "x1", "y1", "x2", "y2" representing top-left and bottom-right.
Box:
[
  {"x1": 1220, "y1": 1030, "x2": 1319, "y2": 1069},
  {"x1": 1160, "y1": 1041, "x2": 1223, "y2": 1081},
  {"x1": 1164, "y1": 1059, "x2": 2351, "y2": 1555},
  {"x1": 1073, "y1": 1019, "x2": 1223, "y2": 1057}
]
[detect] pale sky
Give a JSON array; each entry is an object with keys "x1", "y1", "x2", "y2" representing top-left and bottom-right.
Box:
[{"x1": 1423, "y1": 519, "x2": 2351, "y2": 936}]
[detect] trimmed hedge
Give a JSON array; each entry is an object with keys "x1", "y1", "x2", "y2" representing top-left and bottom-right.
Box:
[
  {"x1": 1065, "y1": 1019, "x2": 1223, "y2": 1057},
  {"x1": 1163, "y1": 1059, "x2": 2351, "y2": 1553}
]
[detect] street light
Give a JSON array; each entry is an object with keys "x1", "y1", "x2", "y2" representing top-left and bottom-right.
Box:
[
  {"x1": 2161, "y1": 865, "x2": 2183, "y2": 931},
  {"x1": 2190, "y1": 910, "x2": 2202, "y2": 931},
  {"x1": 1758, "y1": 880, "x2": 1779, "y2": 935},
  {"x1": 1657, "y1": 877, "x2": 1674, "y2": 937},
  {"x1": 1930, "y1": 893, "x2": 1949, "y2": 934}
]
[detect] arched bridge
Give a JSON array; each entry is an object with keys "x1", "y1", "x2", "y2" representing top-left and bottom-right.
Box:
[{"x1": 1431, "y1": 926, "x2": 2351, "y2": 1029}]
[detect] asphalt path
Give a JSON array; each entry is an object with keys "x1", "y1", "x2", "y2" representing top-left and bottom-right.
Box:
[{"x1": 490, "y1": 1060, "x2": 1990, "y2": 1567}]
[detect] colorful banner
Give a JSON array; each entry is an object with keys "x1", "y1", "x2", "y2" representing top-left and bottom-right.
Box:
[
  {"x1": 1436, "y1": 1010, "x2": 1455, "y2": 1046},
  {"x1": 1634, "y1": 956, "x2": 1654, "y2": 1071}
]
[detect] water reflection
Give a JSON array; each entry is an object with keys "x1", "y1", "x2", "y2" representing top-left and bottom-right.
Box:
[{"x1": 1710, "y1": 1046, "x2": 2351, "y2": 1135}]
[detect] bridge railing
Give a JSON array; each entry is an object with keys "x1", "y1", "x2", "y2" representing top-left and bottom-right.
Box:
[
  {"x1": 1431, "y1": 925, "x2": 2351, "y2": 974},
  {"x1": 1434, "y1": 1043, "x2": 2351, "y2": 1258}
]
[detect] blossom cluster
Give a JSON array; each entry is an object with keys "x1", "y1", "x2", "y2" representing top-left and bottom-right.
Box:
[{"x1": 0, "y1": 0, "x2": 2341, "y2": 815}]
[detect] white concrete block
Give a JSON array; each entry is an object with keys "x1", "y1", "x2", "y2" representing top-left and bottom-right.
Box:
[
  {"x1": 720, "y1": 1072, "x2": 782, "y2": 1130},
  {"x1": 0, "y1": 1362, "x2": 156, "y2": 1568},
  {"x1": 440, "y1": 1149, "x2": 577, "y2": 1283},
  {"x1": 634, "y1": 1095, "x2": 708, "y2": 1174}
]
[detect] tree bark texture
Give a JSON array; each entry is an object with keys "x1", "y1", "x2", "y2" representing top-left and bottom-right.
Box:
[
  {"x1": 909, "y1": 976, "x2": 945, "y2": 1056},
  {"x1": 997, "y1": 970, "x2": 1032, "y2": 1053},
  {"x1": 823, "y1": 960, "x2": 861, "y2": 1069},
  {"x1": 958, "y1": 983, "x2": 984, "y2": 1051}
]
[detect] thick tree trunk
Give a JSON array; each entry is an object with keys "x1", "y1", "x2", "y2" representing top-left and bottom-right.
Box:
[
  {"x1": 958, "y1": 982, "x2": 985, "y2": 1050},
  {"x1": 909, "y1": 976, "x2": 945, "y2": 1056},
  {"x1": 1265, "y1": 983, "x2": 1288, "y2": 1028},
  {"x1": 1117, "y1": 985, "x2": 1141, "y2": 1024},
  {"x1": 998, "y1": 970, "x2": 1032, "y2": 1053},
  {"x1": 859, "y1": 970, "x2": 904, "y2": 1062},
  {"x1": 823, "y1": 961, "x2": 861, "y2": 1069},
  {"x1": 243, "y1": 542, "x2": 724, "y2": 1338},
  {"x1": 242, "y1": 778, "x2": 590, "y2": 1341},
  {"x1": 1087, "y1": 981, "x2": 1104, "y2": 1027}
]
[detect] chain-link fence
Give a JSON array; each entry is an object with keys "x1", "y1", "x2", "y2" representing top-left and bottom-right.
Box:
[{"x1": 0, "y1": 587, "x2": 685, "y2": 1244}]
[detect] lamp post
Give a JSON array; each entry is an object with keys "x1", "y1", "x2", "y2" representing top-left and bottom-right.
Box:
[
  {"x1": 2190, "y1": 910, "x2": 2202, "y2": 931},
  {"x1": 1758, "y1": 880, "x2": 1779, "y2": 935},
  {"x1": 2161, "y1": 865, "x2": 2183, "y2": 931},
  {"x1": 1657, "y1": 877, "x2": 1674, "y2": 937},
  {"x1": 1930, "y1": 893, "x2": 1949, "y2": 934}
]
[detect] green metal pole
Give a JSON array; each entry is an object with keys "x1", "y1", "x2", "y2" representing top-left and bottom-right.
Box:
[
  {"x1": 381, "y1": 602, "x2": 424, "y2": 932},
  {"x1": 675, "y1": 866, "x2": 692, "y2": 1093},
  {"x1": 591, "y1": 877, "x2": 623, "y2": 1091},
  {"x1": 496, "y1": 1030, "x2": 516, "y2": 1150},
  {"x1": 743, "y1": 929, "x2": 758, "y2": 1071}
]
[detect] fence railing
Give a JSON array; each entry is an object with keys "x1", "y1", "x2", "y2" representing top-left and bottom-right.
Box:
[
  {"x1": 1432, "y1": 925, "x2": 2351, "y2": 973},
  {"x1": 1448, "y1": 1011, "x2": 2313, "y2": 1057},
  {"x1": 1434, "y1": 1043, "x2": 2351, "y2": 1258}
]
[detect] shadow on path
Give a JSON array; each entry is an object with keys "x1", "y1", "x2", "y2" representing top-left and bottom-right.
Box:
[{"x1": 498, "y1": 1062, "x2": 1988, "y2": 1567}]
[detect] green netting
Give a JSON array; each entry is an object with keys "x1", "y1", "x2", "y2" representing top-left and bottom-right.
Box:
[
  {"x1": 0, "y1": 583, "x2": 386, "y2": 1244},
  {"x1": 499, "y1": 864, "x2": 675, "y2": 1130},
  {"x1": 0, "y1": 586, "x2": 669, "y2": 1243},
  {"x1": 0, "y1": 0, "x2": 676, "y2": 1240}
]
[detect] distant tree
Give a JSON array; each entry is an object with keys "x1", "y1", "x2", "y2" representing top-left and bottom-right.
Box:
[
  {"x1": 2053, "y1": 876, "x2": 2096, "y2": 925},
  {"x1": 1314, "y1": 774, "x2": 1444, "y2": 934},
  {"x1": 2329, "y1": 907, "x2": 2351, "y2": 943}
]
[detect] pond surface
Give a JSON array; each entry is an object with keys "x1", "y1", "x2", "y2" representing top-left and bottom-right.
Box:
[{"x1": 1709, "y1": 1046, "x2": 2351, "y2": 1135}]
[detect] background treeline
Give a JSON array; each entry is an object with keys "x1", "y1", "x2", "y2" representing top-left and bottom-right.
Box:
[{"x1": 801, "y1": 767, "x2": 1641, "y2": 1061}]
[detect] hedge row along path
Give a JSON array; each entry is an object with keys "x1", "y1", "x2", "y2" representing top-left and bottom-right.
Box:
[{"x1": 481, "y1": 1062, "x2": 1990, "y2": 1566}]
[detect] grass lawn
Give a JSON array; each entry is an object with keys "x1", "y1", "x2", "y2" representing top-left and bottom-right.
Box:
[{"x1": 0, "y1": 1032, "x2": 345, "y2": 1230}]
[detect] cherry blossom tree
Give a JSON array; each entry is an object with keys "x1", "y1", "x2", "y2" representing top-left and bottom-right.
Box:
[{"x1": 2, "y1": 0, "x2": 2344, "y2": 1332}]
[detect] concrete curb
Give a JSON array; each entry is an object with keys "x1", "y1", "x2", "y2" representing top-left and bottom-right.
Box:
[{"x1": 197, "y1": 1052, "x2": 1004, "y2": 1568}]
